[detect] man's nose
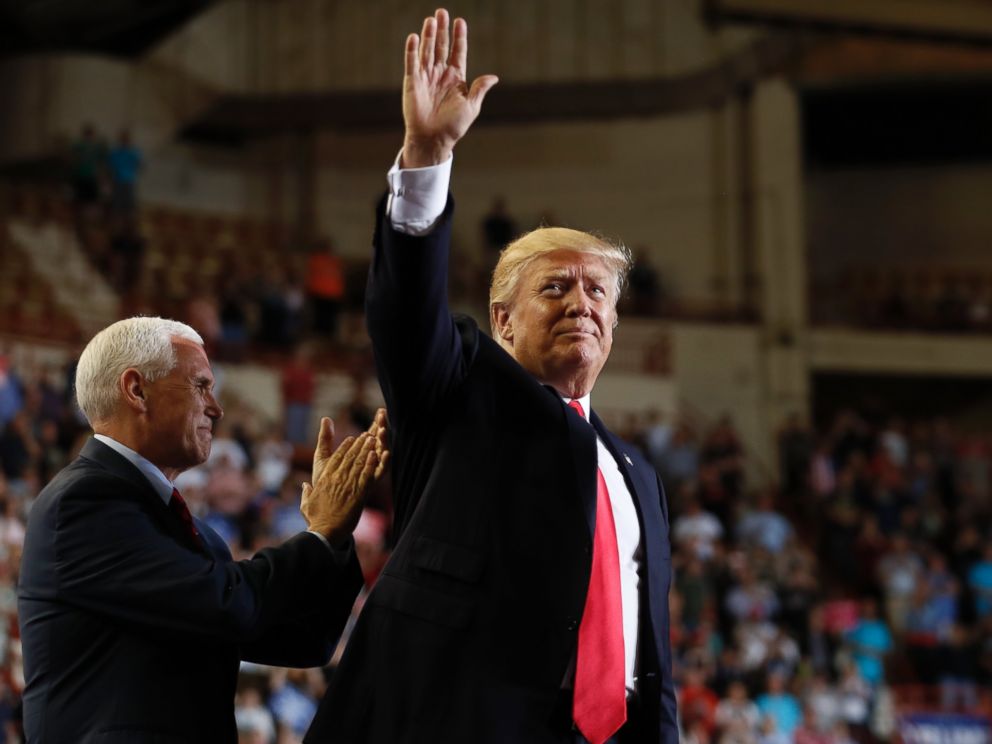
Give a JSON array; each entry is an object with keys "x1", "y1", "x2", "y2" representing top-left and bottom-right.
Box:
[
  {"x1": 206, "y1": 393, "x2": 224, "y2": 421},
  {"x1": 564, "y1": 288, "x2": 592, "y2": 316}
]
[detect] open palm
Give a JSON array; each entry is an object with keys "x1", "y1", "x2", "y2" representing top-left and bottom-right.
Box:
[{"x1": 402, "y1": 9, "x2": 498, "y2": 168}]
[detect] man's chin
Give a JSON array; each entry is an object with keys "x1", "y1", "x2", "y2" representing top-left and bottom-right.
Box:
[{"x1": 546, "y1": 349, "x2": 606, "y2": 385}]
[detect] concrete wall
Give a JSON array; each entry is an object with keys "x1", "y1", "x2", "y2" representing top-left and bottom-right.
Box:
[
  {"x1": 0, "y1": 55, "x2": 214, "y2": 164},
  {"x1": 807, "y1": 162, "x2": 992, "y2": 281},
  {"x1": 314, "y1": 112, "x2": 749, "y2": 306}
]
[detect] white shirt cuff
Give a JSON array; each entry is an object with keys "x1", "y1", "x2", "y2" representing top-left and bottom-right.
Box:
[{"x1": 386, "y1": 150, "x2": 452, "y2": 236}]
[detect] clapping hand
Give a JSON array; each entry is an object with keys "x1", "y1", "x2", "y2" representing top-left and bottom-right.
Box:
[
  {"x1": 401, "y1": 8, "x2": 498, "y2": 168},
  {"x1": 301, "y1": 409, "x2": 389, "y2": 548}
]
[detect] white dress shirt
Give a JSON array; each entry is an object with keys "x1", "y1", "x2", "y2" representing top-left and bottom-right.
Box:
[{"x1": 386, "y1": 161, "x2": 644, "y2": 693}]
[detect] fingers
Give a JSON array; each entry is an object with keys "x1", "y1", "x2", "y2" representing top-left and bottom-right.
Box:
[
  {"x1": 347, "y1": 434, "x2": 377, "y2": 484},
  {"x1": 434, "y1": 8, "x2": 450, "y2": 67},
  {"x1": 325, "y1": 434, "x2": 357, "y2": 475},
  {"x1": 357, "y1": 449, "x2": 378, "y2": 496},
  {"x1": 404, "y1": 33, "x2": 420, "y2": 78},
  {"x1": 314, "y1": 416, "x2": 335, "y2": 461},
  {"x1": 468, "y1": 74, "x2": 499, "y2": 109},
  {"x1": 451, "y1": 16, "x2": 467, "y2": 72},
  {"x1": 374, "y1": 450, "x2": 391, "y2": 480},
  {"x1": 369, "y1": 408, "x2": 389, "y2": 475},
  {"x1": 373, "y1": 407, "x2": 387, "y2": 428},
  {"x1": 419, "y1": 14, "x2": 436, "y2": 71}
]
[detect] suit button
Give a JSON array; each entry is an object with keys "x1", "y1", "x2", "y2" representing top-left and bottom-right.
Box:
[{"x1": 567, "y1": 619, "x2": 579, "y2": 631}]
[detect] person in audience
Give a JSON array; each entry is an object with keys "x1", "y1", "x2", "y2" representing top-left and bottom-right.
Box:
[
  {"x1": 967, "y1": 541, "x2": 992, "y2": 620},
  {"x1": 844, "y1": 597, "x2": 893, "y2": 689},
  {"x1": 480, "y1": 196, "x2": 518, "y2": 258},
  {"x1": 755, "y1": 671, "x2": 802, "y2": 741},
  {"x1": 281, "y1": 345, "x2": 317, "y2": 446},
  {"x1": 715, "y1": 680, "x2": 760, "y2": 742},
  {"x1": 306, "y1": 237, "x2": 346, "y2": 340},
  {"x1": 674, "y1": 496, "x2": 724, "y2": 561},
  {"x1": 736, "y1": 490, "x2": 793, "y2": 556},
  {"x1": 106, "y1": 128, "x2": 143, "y2": 219},
  {"x1": 877, "y1": 532, "x2": 924, "y2": 634}
]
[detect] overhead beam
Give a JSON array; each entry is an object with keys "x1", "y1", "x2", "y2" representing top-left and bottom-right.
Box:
[
  {"x1": 708, "y1": 0, "x2": 992, "y2": 44},
  {"x1": 182, "y1": 34, "x2": 802, "y2": 141}
]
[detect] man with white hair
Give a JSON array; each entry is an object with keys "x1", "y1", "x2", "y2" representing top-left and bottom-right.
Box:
[
  {"x1": 306, "y1": 9, "x2": 676, "y2": 744},
  {"x1": 18, "y1": 316, "x2": 386, "y2": 743}
]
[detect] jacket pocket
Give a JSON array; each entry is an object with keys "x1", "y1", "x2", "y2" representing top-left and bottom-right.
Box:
[
  {"x1": 409, "y1": 535, "x2": 484, "y2": 583},
  {"x1": 368, "y1": 572, "x2": 474, "y2": 629}
]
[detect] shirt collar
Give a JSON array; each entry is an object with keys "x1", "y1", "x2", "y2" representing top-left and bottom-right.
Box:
[
  {"x1": 564, "y1": 393, "x2": 592, "y2": 421},
  {"x1": 93, "y1": 434, "x2": 174, "y2": 505}
]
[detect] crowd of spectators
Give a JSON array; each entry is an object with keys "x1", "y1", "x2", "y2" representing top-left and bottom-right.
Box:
[
  {"x1": 4, "y1": 181, "x2": 992, "y2": 740},
  {"x1": 1, "y1": 337, "x2": 991, "y2": 741},
  {"x1": 816, "y1": 267, "x2": 992, "y2": 333},
  {"x1": 626, "y1": 406, "x2": 992, "y2": 744}
]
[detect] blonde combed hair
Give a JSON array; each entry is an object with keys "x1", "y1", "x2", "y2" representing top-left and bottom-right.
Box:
[
  {"x1": 75, "y1": 317, "x2": 203, "y2": 425},
  {"x1": 488, "y1": 226, "x2": 632, "y2": 335}
]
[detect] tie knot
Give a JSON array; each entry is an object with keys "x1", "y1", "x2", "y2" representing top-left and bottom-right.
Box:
[{"x1": 568, "y1": 400, "x2": 586, "y2": 419}]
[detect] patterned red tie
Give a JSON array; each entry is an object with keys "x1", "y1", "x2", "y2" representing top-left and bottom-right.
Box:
[
  {"x1": 568, "y1": 400, "x2": 626, "y2": 744},
  {"x1": 170, "y1": 487, "x2": 204, "y2": 551}
]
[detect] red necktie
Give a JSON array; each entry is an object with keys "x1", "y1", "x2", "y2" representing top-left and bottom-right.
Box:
[
  {"x1": 568, "y1": 400, "x2": 626, "y2": 744},
  {"x1": 170, "y1": 488, "x2": 204, "y2": 551}
]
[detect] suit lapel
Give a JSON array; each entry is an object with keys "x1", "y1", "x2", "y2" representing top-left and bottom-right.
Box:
[
  {"x1": 590, "y1": 412, "x2": 655, "y2": 517},
  {"x1": 590, "y1": 411, "x2": 669, "y2": 588},
  {"x1": 79, "y1": 438, "x2": 209, "y2": 555},
  {"x1": 591, "y1": 412, "x2": 672, "y2": 672},
  {"x1": 80, "y1": 438, "x2": 166, "y2": 504}
]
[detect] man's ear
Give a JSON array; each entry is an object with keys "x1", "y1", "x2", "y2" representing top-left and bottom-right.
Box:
[
  {"x1": 491, "y1": 304, "x2": 513, "y2": 344},
  {"x1": 119, "y1": 368, "x2": 148, "y2": 413}
]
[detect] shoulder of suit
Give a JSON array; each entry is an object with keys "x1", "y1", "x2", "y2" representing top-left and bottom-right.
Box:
[{"x1": 39, "y1": 459, "x2": 144, "y2": 508}]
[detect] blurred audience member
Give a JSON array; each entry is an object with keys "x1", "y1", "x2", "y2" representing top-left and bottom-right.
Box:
[
  {"x1": 106, "y1": 128, "x2": 143, "y2": 218},
  {"x1": 480, "y1": 196, "x2": 517, "y2": 257},
  {"x1": 281, "y1": 346, "x2": 316, "y2": 447},
  {"x1": 306, "y1": 238, "x2": 345, "y2": 340}
]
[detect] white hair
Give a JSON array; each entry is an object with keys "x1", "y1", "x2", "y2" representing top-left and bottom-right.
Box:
[{"x1": 75, "y1": 316, "x2": 203, "y2": 425}]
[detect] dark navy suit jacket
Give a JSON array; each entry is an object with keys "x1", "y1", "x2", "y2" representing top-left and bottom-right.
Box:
[
  {"x1": 305, "y1": 197, "x2": 678, "y2": 743},
  {"x1": 18, "y1": 437, "x2": 363, "y2": 743}
]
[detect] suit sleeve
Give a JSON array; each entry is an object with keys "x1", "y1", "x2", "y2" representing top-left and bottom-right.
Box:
[
  {"x1": 51, "y1": 474, "x2": 363, "y2": 658},
  {"x1": 365, "y1": 194, "x2": 468, "y2": 422},
  {"x1": 241, "y1": 543, "x2": 364, "y2": 667}
]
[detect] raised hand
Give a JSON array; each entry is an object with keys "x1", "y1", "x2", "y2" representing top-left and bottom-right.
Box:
[
  {"x1": 301, "y1": 409, "x2": 390, "y2": 547},
  {"x1": 402, "y1": 8, "x2": 498, "y2": 168}
]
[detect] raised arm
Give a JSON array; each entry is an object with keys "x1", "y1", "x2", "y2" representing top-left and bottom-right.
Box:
[
  {"x1": 401, "y1": 8, "x2": 498, "y2": 168},
  {"x1": 366, "y1": 10, "x2": 497, "y2": 420}
]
